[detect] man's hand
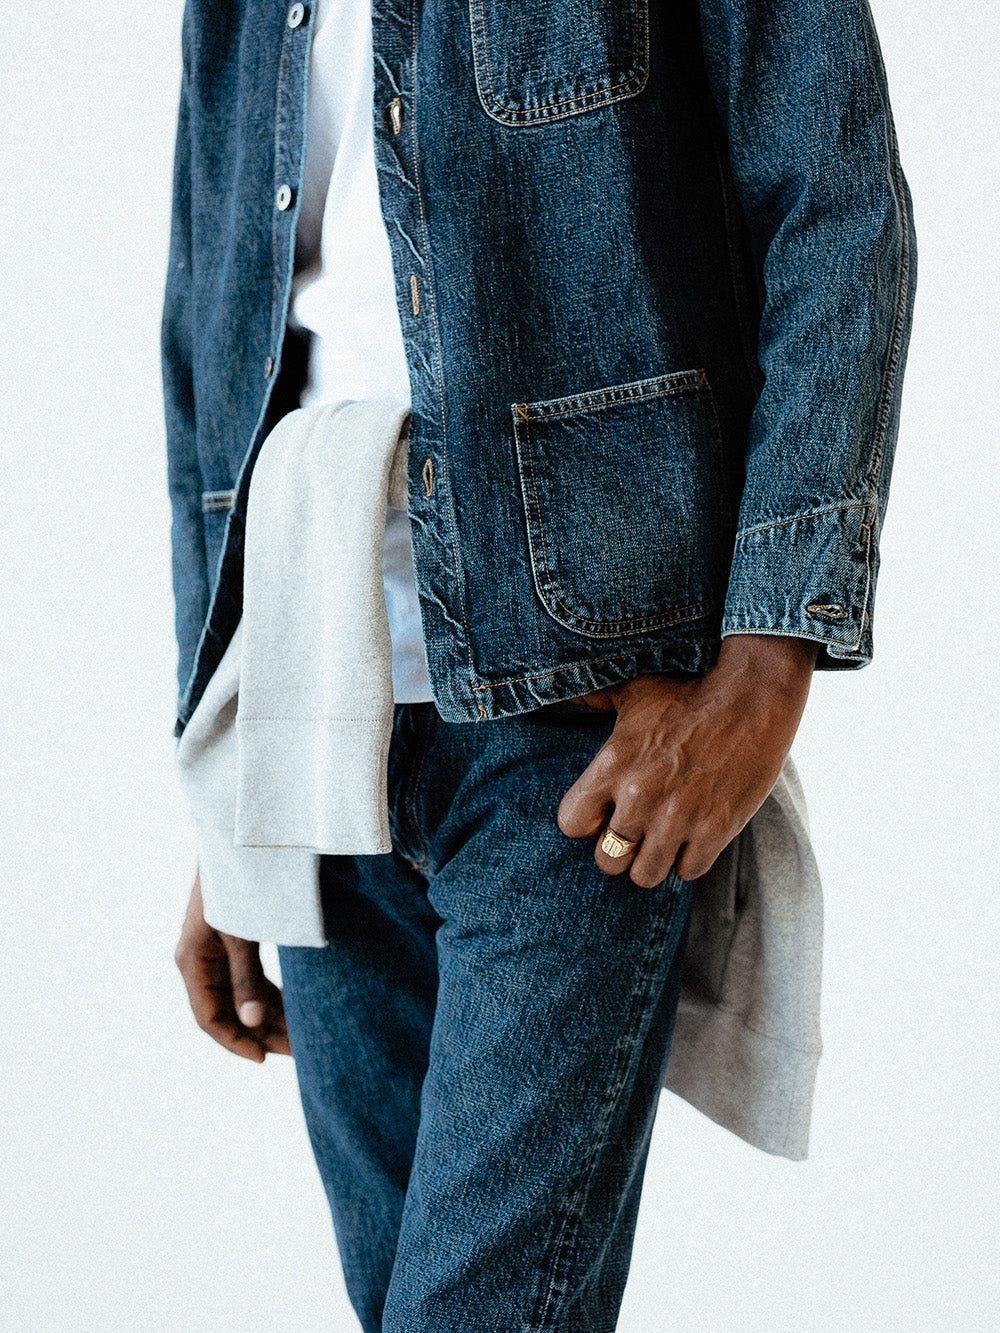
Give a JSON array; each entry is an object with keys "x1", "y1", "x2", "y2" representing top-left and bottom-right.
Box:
[
  {"x1": 558, "y1": 634, "x2": 820, "y2": 886},
  {"x1": 175, "y1": 868, "x2": 292, "y2": 1062}
]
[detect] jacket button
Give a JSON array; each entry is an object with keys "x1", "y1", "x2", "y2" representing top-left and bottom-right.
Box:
[
  {"x1": 275, "y1": 184, "x2": 293, "y2": 211},
  {"x1": 387, "y1": 98, "x2": 403, "y2": 134},
  {"x1": 264, "y1": 355, "x2": 274, "y2": 378},
  {"x1": 286, "y1": 3, "x2": 306, "y2": 27}
]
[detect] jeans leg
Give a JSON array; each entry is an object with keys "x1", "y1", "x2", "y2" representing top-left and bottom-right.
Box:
[
  {"x1": 277, "y1": 845, "x2": 440, "y2": 1333},
  {"x1": 380, "y1": 706, "x2": 694, "y2": 1332}
]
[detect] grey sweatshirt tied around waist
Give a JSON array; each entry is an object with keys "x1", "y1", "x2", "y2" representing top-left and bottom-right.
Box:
[{"x1": 174, "y1": 398, "x2": 824, "y2": 1160}]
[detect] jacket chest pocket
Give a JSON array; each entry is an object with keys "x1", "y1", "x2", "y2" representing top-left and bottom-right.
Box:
[
  {"x1": 512, "y1": 369, "x2": 732, "y2": 638},
  {"x1": 469, "y1": 0, "x2": 649, "y2": 125}
]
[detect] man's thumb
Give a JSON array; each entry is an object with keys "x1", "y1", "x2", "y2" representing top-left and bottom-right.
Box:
[{"x1": 222, "y1": 934, "x2": 267, "y2": 1028}]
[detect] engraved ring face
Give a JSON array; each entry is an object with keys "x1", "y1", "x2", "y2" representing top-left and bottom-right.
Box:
[{"x1": 601, "y1": 828, "x2": 637, "y2": 858}]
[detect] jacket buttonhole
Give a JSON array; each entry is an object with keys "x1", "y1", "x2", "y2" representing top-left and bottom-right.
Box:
[{"x1": 806, "y1": 601, "x2": 849, "y2": 619}]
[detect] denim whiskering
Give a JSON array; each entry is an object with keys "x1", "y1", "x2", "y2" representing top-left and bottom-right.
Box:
[{"x1": 278, "y1": 701, "x2": 694, "y2": 1332}]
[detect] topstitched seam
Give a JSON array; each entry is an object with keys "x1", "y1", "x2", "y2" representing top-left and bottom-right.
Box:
[
  {"x1": 472, "y1": 0, "x2": 648, "y2": 122},
  {"x1": 513, "y1": 368, "x2": 706, "y2": 420},
  {"x1": 530, "y1": 894, "x2": 682, "y2": 1326},
  {"x1": 469, "y1": 642, "x2": 717, "y2": 692},
  {"x1": 735, "y1": 502, "x2": 872, "y2": 540},
  {"x1": 269, "y1": 24, "x2": 290, "y2": 351},
  {"x1": 408, "y1": 0, "x2": 478, "y2": 697},
  {"x1": 513, "y1": 388, "x2": 715, "y2": 633},
  {"x1": 864, "y1": 47, "x2": 912, "y2": 498}
]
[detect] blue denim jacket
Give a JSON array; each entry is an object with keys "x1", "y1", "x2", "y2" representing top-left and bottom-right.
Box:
[{"x1": 163, "y1": 0, "x2": 916, "y2": 734}]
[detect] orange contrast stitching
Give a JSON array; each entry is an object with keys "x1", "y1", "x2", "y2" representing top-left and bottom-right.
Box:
[
  {"x1": 513, "y1": 369, "x2": 707, "y2": 422},
  {"x1": 721, "y1": 626, "x2": 863, "y2": 656},
  {"x1": 517, "y1": 413, "x2": 709, "y2": 634},
  {"x1": 409, "y1": 0, "x2": 477, "y2": 690},
  {"x1": 513, "y1": 371, "x2": 716, "y2": 634},
  {"x1": 469, "y1": 643, "x2": 716, "y2": 693},
  {"x1": 866, "y1": 87, "x2": 912, "y2": 497},
  {"x1": 734, "y1": 502, "x2": 873, "y2": 541},
  {"x1": 471, "y1": 0, "x2": 648, "y2": 124}
]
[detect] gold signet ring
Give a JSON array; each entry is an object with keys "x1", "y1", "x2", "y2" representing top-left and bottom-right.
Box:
[{"x1": 600, "y1": 827, "x2": 638, "y2": 858}]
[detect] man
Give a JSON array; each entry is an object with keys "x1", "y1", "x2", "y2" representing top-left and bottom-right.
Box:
[{"x1": 166, "y1": 0, "x2": 915, "y2": 1327}]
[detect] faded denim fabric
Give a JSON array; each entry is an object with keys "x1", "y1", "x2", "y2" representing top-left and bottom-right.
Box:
[
  {"x1": 162, "y1": 0, "x2": 916, "y2": 735},
  {"x1": 277, "y1": 700, "x2": 694, "y2": 1332}
]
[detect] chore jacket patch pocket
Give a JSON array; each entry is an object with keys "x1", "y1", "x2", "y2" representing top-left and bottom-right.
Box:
[
  {"x1": 469, "y1": 0, "x2": 649, "y2": 126},
  {"x1": 512, "y1": 369, "x2": 732, "y2": 639}
]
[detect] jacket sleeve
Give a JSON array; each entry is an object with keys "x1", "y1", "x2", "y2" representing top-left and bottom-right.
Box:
[
  {"x1": 161, "y1": 11, "x2": 211, "y2": 705},
  {"x1": 698, "y1": 0, "x2": 917, "y2": 667}
]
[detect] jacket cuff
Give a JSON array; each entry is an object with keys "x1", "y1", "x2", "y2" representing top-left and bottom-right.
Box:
[{"x1": 720, "y1": 504, "x2": 875, "y2": 669}]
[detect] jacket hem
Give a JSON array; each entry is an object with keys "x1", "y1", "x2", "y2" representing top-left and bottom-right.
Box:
[{"x1": 430, "y1": 639, "x2": 724, "y2": 722}]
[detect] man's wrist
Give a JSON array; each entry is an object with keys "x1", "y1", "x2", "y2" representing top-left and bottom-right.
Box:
[
  {"x1": 713, "y1": 632, "x2": 819, "y2": 701},
  {"x1": 579, "y1": 634, "x2": 820, "y2": 712},
  {"x1": 717, "y1": 632, "x2": 820, "y2": 673}
]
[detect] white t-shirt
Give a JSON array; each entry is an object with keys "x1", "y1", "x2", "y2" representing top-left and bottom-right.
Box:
[{"x1": 288, "y1": 0, "x2": 432, "y2": 703}]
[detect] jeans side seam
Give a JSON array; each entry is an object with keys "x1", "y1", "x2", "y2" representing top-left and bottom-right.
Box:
[{"x1": 528, "y1": 886, "x2": 685, "y2": 1329}]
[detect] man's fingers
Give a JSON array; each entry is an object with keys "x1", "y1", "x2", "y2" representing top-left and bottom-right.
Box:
[
  {"x1": 178, "y1": 947, "x2": 267, "y2": 1062},
  {"x1": 559, "y1": 746, "x2": 659, "y2": 877},
  {"x1": 202, "y1": 1017, "x2": 268, "y2": 1063},
  {"x1": 257, "y1": 977, "x2": 293, "y2": 1056},
  {"x1": 222, "y1": 934, "x2": 268, "y2": 1029},
  {"x1": 674, "y1": 834, "x2": 728, "y2": 884},
  {"x1": 557, "y1": 744, "x2": 619, "y2": 838},
  {"x1": 556, "y1": 772, "x2": 609, "y2": 837},
  {"x1": 175, "y1": 873, "x2": 279, "y2": 1062},
  {"x1": 262, "y1": 1029, "x2": 293, "y2": 1057},
  {"x1": 592, "y1": 815, "x2": 644, "y2": 877},
  {"x1": 628, "y1": 835, "x2": 683, "y2": 890}
]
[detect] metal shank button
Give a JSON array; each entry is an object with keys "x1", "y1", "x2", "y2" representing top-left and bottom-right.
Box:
[
  {"x1": 287, "y1": 4, "x2": 305, "y2": 28},
  {"x1": 275, "y1": 184, "x2": 293, "y2": 211}
]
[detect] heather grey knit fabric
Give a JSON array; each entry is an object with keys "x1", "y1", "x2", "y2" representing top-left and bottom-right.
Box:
[
  {"x1": 174, "y1": 397, "x2": 824, "y2": 1159},
  {"x1": 176, "y1": 399, "x2": 410, "y2": 945},
  {"x1": 663, "y1": 757, "x2": 823, "y2": 1159},
  {"x1": 233, "y1": 399, "x2": 410, "y2": 855}
]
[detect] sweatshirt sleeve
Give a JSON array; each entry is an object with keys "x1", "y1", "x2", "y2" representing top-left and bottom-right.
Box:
[{"x1": 698, "y1": 0, "x2": 917, "y2": 667}]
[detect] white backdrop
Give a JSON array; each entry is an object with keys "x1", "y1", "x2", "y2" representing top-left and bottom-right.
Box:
[{"x1": 3, "y1": 1, "x2": 997, "y2": 1328}]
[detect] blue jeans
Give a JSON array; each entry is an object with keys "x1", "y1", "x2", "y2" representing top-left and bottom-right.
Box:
[{"x1": 277, "y1": 701, "x2": 694, "y2": 1332}]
